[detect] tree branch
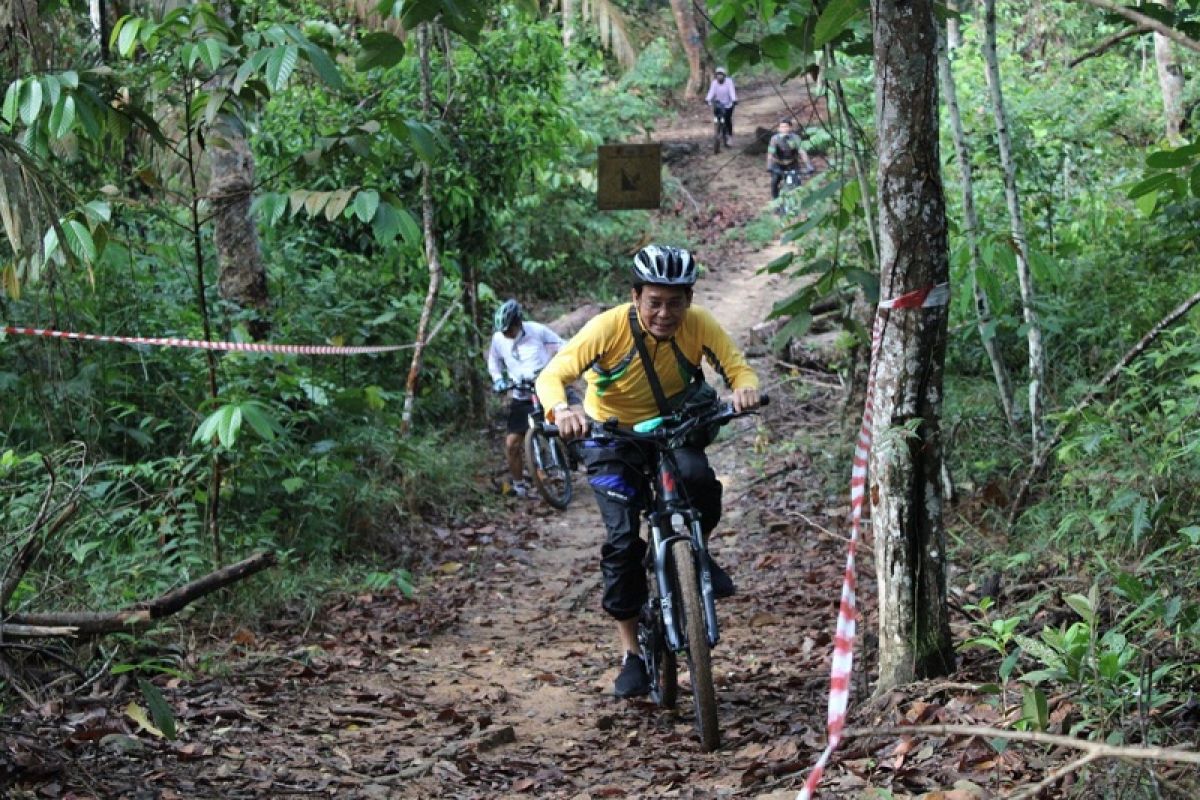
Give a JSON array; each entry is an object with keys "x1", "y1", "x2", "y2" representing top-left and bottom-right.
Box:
[
  {"x1": 1, "y1": 502, "x2": 79, "y2": 612},
  {"x1": 845, "y1": 723, "x2": 1200, "y2": 765},
  {"x1": 1069, "y1": 25, "x2": 1151, "y2": 67},
  {"x1": 1009, "y1": 286, "x2": 1200, "y2": 524},
  {"x1": 1069, "y1": 0, "x2": 1200, "y2": 55},
  {"x1": 4, "y1": 551, "x2": 276, "y2": 636}
]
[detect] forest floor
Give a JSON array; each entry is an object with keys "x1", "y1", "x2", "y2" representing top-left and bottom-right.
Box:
[{"x1": 3, "y1": 82, "x2": 1125, "y2": 800}]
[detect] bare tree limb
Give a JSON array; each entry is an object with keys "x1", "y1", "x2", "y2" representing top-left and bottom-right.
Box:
[
  {"x1": 0, "y1": 624, "x2": 79, "y2": 637},
  {"x1": 4, "y1": 551, "x2": 276, "y2": 636},
  {"x1": 1, "y1": 502, "x2": 80, "y2": 612},
  {"x1": 844, "y1": 723, "x2": 1200, "y2": 765},
  {"x1": 1009, "y1": 287, "x2": 1200, "y2": 524},
  {"x1": 1069, "y1": 25, "x2": 1151, "y2": 67},
  {"x1": 1069, "y1": 0, "x2": 1200, "y2": 55},
  {"x1": 1011, "y1": 752, "x2": 1101, "y2": 800}
]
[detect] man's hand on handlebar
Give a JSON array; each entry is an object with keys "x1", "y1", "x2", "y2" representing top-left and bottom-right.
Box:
[
  {"x1": 553, "y1": 403, "x2": 588, "y2": 440},
  {"x1": 731, "y1": 387, "x2": 760, "y2": 413}
]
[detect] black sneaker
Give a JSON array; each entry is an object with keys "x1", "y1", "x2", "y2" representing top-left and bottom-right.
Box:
[
  {"x1": 613, "y1": 652, "x2": 650, "y2": 698},
  {"x1": 707, "y1": 555, "x2": 736, "y2": 599}
]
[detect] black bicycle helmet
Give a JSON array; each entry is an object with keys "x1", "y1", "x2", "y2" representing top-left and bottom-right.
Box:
[
  {"x1": 493, "y1": 298, "x2": 522, "y2": 332},
  {"x1": 631, "y1": 245, "x2": 698, "y2": 287}
]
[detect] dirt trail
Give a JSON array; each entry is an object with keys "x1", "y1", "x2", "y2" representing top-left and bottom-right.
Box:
[{"x1": 8, "y1": 84, "x2": 859, "y2": 800}]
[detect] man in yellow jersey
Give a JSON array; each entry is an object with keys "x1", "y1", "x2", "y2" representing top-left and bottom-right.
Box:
[{"x1": 536, "y1": 245, "x2": 760, "y2": 697}]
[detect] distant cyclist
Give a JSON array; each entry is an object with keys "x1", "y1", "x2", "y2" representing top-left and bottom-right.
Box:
[
  {"x1": 705, "y1": 67, "x2": 737, "y2": 147},
  {"x1": 766, "y1": 118, "x2": 814, "y2": 199},
  {"x1": 536, "y1": 245, "x2": 761, "y2": 697},
  {"x1": 486, "y1": 299, "x2": 564, "y2": 498}
]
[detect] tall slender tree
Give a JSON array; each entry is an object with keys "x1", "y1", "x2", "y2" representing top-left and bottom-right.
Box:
[
  {"x1": 982, "y1": 0, "x2": 1046, "y2": 453},
  {"x1": 401, "y1": 22, "x2": 444, "y2": 435},
  {"x1": 1154, "y1": 0, "x2": 1185, "y2": 143},
  {"x1": 870, "y1": 0, "x2": 956, "y2": 690},
  {"x1": 937, "y1": 25, "x2": 1017, "y2": 430}
]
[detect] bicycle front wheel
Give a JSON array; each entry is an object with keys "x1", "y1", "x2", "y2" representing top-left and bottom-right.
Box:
[
  {"x1": 524, "y1": 428, "x2": 573, "y2": 510},
  {"x1": 713, "y1": 120, "x2": 723, "y2": 154},
  {"x1": 670, "y1": 538, "x2": 719, "y2": 751}
]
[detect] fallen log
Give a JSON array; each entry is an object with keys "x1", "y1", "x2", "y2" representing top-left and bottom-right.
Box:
[
  {"x1": 4, "y1": 551, "x2": 276, "y2": 637},
  {"x1": 0, "y1": 624, "x2": 80, "y2": 638}
]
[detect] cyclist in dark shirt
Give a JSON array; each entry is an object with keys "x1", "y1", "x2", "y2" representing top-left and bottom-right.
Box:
[{"x1": 766, "y1": 118, "x2": 814, "y2": 199}]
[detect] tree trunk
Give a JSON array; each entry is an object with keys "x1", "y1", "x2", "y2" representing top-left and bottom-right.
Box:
[
  {"x1": 210, "y1": 133, "x2": 271, "y2": 339},
  {"x1": 401, "y1": 23, "x2": 444, "y2": 435},
  {"x1": 937, "y1": 25, "x2": 1018, "y2": 430},
  {"x1": 668, "y1": 0, "x2": 703, "y2": 96},
  {"x1": 1154, "y1": 0, "x2": 1185, "y2": 143},
  {"x1": 871, "y1": 0, "x2": 956, "y2": 691},
  {"x1": 982, "y1": 0, "x2": 1046, "y2": 453},
  {"x1": 561, "y1": 0, "x2": 575, "y2": 48}
]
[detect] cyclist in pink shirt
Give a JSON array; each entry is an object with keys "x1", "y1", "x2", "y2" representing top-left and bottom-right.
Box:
[{"x1": 705, "y1": 67, "x2": 737, "y2": 146}]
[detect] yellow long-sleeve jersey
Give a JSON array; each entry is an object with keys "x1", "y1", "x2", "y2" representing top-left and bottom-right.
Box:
[{"x1": 535, "y1": 302, "x2": 759, "y2": 426}]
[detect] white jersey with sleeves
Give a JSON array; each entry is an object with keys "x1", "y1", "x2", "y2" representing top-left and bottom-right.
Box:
[{"x1": 486, "y1": 321, "x2": 564, "y2": 399}]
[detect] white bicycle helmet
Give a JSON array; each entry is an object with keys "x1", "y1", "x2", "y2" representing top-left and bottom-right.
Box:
[
  {"x1": 715, "y1": 66, "x2": 727, "y2": 76},
  {"x1": 631, "y1": 245, "x2": 698, "y2": 287},
  {"x1": 493, "y1": 298, "x2": 522, "y2": 332}
]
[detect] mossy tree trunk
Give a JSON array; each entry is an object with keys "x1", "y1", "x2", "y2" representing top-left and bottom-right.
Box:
[{"x1": 870, "y1": 0, "x2": 956, "y2": 691}]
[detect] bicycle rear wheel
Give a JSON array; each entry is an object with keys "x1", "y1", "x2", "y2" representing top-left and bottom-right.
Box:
[
  {"x1": 670, "y1": 538, "x2": 719, "y2": 751},
  {"x1": 524, "y1": 428, "x2": 573, "y2": 509}
]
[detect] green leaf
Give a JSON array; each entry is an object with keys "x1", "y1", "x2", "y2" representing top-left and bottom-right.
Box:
[
  {"x1": 356, "y1": 31, "x2": 406, "y2": 70},
  {"x1": 60, "y1": 70, "x2": 79, "y2": 89},
  {"x1": 48, "y1": 95, "x2": 76, "y2": 140},
  {"x1": 199, "y1": 38, "x2": 223, "y2": 72},
  {"x1": 217, "y1": 404, "x2": 243, "y2": 449},
  {"x1": 233, "y1": 49, "x2": 271, "y2": 95},
  {"x1": 137, "y1": 679, "x2": 177, "y2": 741},
  {"x1": 83, "y1": 200, "x2": 111, "y2": 223},
  {"x1": 62, "y1": 220, "x2": 96, "y2": 262},
  {"x1": 265, "y1": 45, "x2": 300, "y2": 92},
  {"x1": 1126, "y1": 171, "x2": 1176, "y2": 199},
  {"x1": 764, "y1": 252, "x2": 794, "y2": 273},
  {"x1": 19, "y1": 79, "x2": 43, "y2": 125},
  {"x1": 1021, "y1": 686, "x2": 1048, "y2": 730},
  {"x1": 1189, "y1": 163, "x2": 1200, "y2": 198},
  {"x1": 770, "y1": 312, "x2": 813, "y2": 351},
  {"x1": 302, "y1": 43, "x2": 344, "y2": 90},
  {"x1": 813, "y1": 0, "x2": 862, "y2": 48},
  {"x1": 2, "y1": 79, "x2": 20, "y2": 125},
  {"x1": 353, "y1": 189, "x2": 380, "y2": 224},
  {"x1": 281, "y1": 477, "x2": 306, "y2": 494},
  {"x1": 1146, "y1": 149, "x2": 1194, "y2": 169},
  {"x1": 404, "y1": 120, "x2": 438, "y2": 162},
  {"x1": 1135, "y1": 189, "x2": 1159, "y2": 217},
  {"x1": 192, "y1": 410, "x2": 222, "y2": 445},
  {"x1": 240, "y1": 402, "x2": 280, "y2": 441},
  {"x1": 396, "y1": 207, "x2": 422, "y2": 246},
  {"x1": 1064, "y1": 592, "x2": 1095, "y2": 625},
  {"x1": 116, "y1": 17, "x2": 143, "y2": 57}
]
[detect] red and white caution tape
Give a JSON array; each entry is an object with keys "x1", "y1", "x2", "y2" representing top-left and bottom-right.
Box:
[
  {"x1": 797, "y1": 281, "x2": 949, "y2": 800},
  {"x1": 2, "y1": 326, "x2": 408, "y2": 355}
]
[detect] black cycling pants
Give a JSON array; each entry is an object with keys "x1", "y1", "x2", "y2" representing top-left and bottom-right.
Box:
[
  {"x1": 579, "y1": 439, "x2": 722, "y2": 621},
  {"x1": 713, "y1": 104, "x2": 734, "y2": 137}
]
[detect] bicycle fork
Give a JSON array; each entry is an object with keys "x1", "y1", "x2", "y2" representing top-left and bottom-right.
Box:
[{"x1": 649, "y1": 466, "x2": 720, "y2": 651}]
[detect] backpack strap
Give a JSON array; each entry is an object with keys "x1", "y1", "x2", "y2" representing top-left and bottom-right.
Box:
[{"x1": 628, "y1": 305, "x2": 672, "y2": 416}]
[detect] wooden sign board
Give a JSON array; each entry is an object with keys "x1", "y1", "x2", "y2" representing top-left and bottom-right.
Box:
[{"x1": 597, "y1": 143, "x2": 662, "y2": 210}]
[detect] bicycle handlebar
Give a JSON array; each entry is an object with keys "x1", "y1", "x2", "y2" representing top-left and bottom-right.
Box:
[{"x1": 540, "y1": 394, "x2": 769, "y2": 444}]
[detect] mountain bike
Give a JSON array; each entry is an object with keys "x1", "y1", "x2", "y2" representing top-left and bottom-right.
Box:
[
  {"x1": 504, "y1": 378, "x2": 576, "y2": 509},
  {"x1": 711, "y1": 102, "x2": 732, "y2": 154},
  {"x1": 545, "y1": 395, "x2": 768, "y2": 750},
  {"x1": 774, "y1": 165, "x2": 811, "y2": 218}
]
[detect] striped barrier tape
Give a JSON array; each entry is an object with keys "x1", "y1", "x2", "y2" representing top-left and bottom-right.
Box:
[
  {"x1": 2, "y1": 326, "x2": 408, "y2": 355},
  {"x1": 797, "y1": 281, "x2": 950, "y2": 800}
]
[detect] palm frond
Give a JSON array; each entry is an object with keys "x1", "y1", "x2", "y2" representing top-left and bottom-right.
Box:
[{"x1": 585, "y1": 0, "x2": 637, "y2": 71}]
